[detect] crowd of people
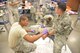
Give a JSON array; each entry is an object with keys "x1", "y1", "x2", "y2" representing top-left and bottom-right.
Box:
[{"x1": 0, "y1": 0, "x2": 73, "y2": 53}]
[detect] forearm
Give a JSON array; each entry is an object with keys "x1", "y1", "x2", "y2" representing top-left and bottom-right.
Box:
[
  {"x1": 9, "y1": 1, "x2": 20, "y2": 6},
  {"x1": 26, "y1": 30, "x2": 31, "y2": 32},
  {"x1": 31, "y1": 33, "x2": 43, "y2": 42},
  {"x1": 24, "y1": 33, "x2": 43, "y2": 43},
  {"x1": 48, "y1": 30, "x2": 55, "y2": 36}
]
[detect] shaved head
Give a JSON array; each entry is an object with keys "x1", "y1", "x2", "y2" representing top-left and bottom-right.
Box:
[{"x1": 19, "y1": 14, "x2": 28, "y2": 22}]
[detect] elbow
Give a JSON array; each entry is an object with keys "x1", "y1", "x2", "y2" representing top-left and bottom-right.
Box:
[
  {"x1": 23, "y1": 35, "x2": 37, "y2": 43},
  {"x1": 23, "y1": 37, "x2": 35, "y2": 43},
  {"x1": 27, "y1": 40, "x2": 35, "y2": 43}
]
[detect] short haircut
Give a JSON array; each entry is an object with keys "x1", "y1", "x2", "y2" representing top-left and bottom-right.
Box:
[
  {"x1": 19, "y1": 14, "x2": 28, "y2": 22},
  {"x1": 57, "y1": 2, "x2": 66, "y2": 11}
]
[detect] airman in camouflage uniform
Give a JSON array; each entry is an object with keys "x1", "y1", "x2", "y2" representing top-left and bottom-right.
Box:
[
  {"x1": 36, "y1": 14, "x2": 54, "y2": 27},
  {"x1": 8, "y1": 0, "x2": 20, "y2": 23},
  {"x1": 30, "y1": 5, "x2": 36, "y2": 22},
  {"x1": 52, "y1": 12, "x2": 72, "y2": 53},
  {"x1": 35, "y1": 5, "x2": 48, "y2": 23},
  {"x1": 52, "y1": 2, "x2": 73, "y2": 53}
]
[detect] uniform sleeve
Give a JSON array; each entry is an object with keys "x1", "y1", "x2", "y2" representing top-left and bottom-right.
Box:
[
  {"x1": 30, "y1": 6, "x2": 36, "y2": 13},
  {"x1": 19, "y1": 28, "x2": 28, "y2": 38},
  {"x1": 62, "y1": 17, "x2": 73, "y2": 35}
]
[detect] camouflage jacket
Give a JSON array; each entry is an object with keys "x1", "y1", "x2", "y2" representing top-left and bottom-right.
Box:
[{"x1": 52, "y1": 12, "x2": 73, "y2": 37}]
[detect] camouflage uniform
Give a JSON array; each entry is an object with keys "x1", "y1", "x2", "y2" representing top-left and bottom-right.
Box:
[
  {"x1": 36, "y1": 15, "x2": 53, "y2": 27},
  {"x1": 30, "y1": 6, "x2": 36, "y2": 22},
  {"x1": 43, "y1": 15, "x2": 54, "y2": 27},
  {"x1": 41, "y1": 6, "x2": 48, "y2": 15},
  {"x1": 52, "y1": 12, "x2": 73, "y2": 53},
  {"x1": 36, "y1": 5, "x2": 48, "y2": 23},
  {"x1": 8, "y1": 0, "x2": 20, "y2": 23},
  {"x1": 12, "y1": 40, "x2": 36, "y2": 53}
]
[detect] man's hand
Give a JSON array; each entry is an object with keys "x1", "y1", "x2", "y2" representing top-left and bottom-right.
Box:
[
  {"x1": 42, "y1": 28, "x2": 48, "y2": 35},
  {"x1": 9, "y1": 1, "x2": 20, "y2": 6},
  {"x1": 26, "y1": 29, "x2": 35, "y2": 33},
  {"x1": 31, "y1": 29, "x2": 35, "y2": 33}
]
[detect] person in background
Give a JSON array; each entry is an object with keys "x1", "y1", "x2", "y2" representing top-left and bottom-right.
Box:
[
  {"x1": 49, "y1": 1, "x2": 57, "y2": 15},
  {"x1": 37, "y1": 15, "x2": 54, "y2": 27},
  {"x1": 36, "y1": 14, "x2": 55, "y2": 41},
  {"x1": 36, "y1": 4, "x2": 48, "y2": 23},
  {"x1": 7, "y1": 0, "x2": 20, "y2": 24},
  {"x1": 30, "y1": 3, "x2": 36, "y2": 23},
  {"x1": 50, "y1": 2, "x2": 56, "y2": 11},
  {"x1": 52, "y1": 2, "x2": 73, "y2": 53},
  {"x1": 8, "y1": 14, "x2": 54, "y2": 53}
]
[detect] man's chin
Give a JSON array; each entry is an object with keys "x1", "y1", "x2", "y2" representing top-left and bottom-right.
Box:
[{"x1": 25, "y1": 25, "x2": 28, "y2": 26}]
